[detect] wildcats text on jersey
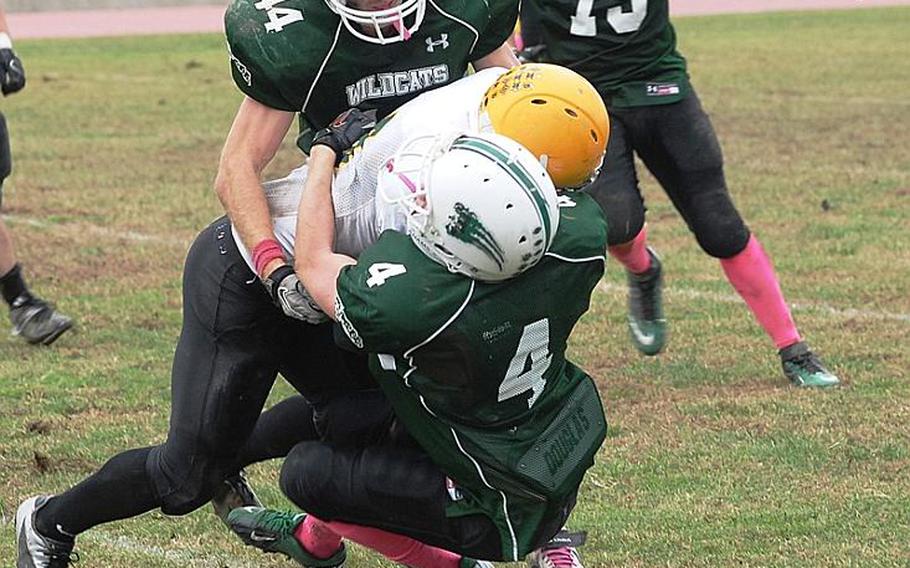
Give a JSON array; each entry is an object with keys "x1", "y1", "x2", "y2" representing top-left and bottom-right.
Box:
[{"x1": 346, "y1": 65, "x2": 450, "y2": 107}]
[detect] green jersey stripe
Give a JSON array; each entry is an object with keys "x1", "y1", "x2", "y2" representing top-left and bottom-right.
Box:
[{"x1": 451, "y1": 137, "x2": 553, "y2": 245}]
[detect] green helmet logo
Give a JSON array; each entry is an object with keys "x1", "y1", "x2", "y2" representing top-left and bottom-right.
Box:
[{"x1": 446, "y1": 202, "x2": 505, "y2": 270}]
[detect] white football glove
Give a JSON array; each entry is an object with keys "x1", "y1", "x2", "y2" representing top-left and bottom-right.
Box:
[{"x1": 262, "y1": 265, "x2": 328, "y2": 324}]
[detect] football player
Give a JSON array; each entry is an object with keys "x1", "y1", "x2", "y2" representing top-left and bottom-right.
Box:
[
  {"x1": 0, "y1": 7, "x2": 72, "y2": 345},
  {"x1": 226, "y1": 129, "x2": 609, "y2": 568},
  {"x1": 219, "y1": 0, "x2": 520, "y2": 327},
  {"x1": 519, "y1": 0, "x2": 839, "y2": 387},
  {"x1": 15, "y1": 65, "x2": 607, "y2": 568}
]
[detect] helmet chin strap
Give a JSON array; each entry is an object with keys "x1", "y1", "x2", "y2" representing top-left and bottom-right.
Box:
[{"x1": 392, "y1": 16, "x2": 411, "y2": 40}]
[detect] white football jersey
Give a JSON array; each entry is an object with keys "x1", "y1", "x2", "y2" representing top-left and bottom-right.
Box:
[{"x1": 234, "y1": 67, "x2": 507, "y2": 272}]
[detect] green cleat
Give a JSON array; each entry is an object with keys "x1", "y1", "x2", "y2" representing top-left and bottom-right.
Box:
[
  {"x1": 626, "y1": 248, "x2": 666, "y2": 356},
  {"x1": 780, "y1": 342, "x2": 840, "y2": 388},
  {"x1": 227, "y1": 507, "x2": 346, "y2": 567}
]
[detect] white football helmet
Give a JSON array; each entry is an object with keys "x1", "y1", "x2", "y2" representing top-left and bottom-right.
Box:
[
  {"x1": 325, "y1": 0, "x2": 426, "y2": 45},
  {"x1": 378, "y1": 131, "x2": 560, "y2": 282}
]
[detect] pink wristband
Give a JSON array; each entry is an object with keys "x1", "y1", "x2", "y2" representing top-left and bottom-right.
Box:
[{"x1": 252, "y1": 238, "x2": 285, "y2": 276}]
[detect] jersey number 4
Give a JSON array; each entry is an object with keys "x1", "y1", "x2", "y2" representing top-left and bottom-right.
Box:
[
  {"x1": 498, "y1": 319, "x2": 553, "y2": 409},
  {"x1": 571, "y1": 0, "x2": 647, "y2": 37},
  {"x1": 253, "y1": 0, "x2": 304, "y2": 33}
]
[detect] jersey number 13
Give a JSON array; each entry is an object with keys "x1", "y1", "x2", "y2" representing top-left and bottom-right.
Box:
[{"x1": 571, "y1": 0, "x2": 647, "y2": 37}]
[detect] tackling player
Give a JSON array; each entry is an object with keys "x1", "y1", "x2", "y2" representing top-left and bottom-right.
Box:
[
  {"x1": 14, "y1": 65, "x2": 608, "y2": 568},
  {"x1": 519, "y1": 0, "x2": 839, "y2": 387},
  {"x1": 227, "y1": 130, "x2": 609, "y2": 568},
  {"x1": 0, "y1": 7, "x2": 72, "y2": 345}
]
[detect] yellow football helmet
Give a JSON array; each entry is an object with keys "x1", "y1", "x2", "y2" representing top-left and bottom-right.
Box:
[{"x1": 480, "y1": 63, "x2": 610, "y2": 189}]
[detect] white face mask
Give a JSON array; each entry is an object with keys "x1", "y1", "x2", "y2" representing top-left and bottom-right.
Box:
[{"x1": 325, "y1": 0, "x2": 426, "y2": 45}]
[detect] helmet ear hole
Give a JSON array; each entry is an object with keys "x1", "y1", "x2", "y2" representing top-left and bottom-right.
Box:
[
  {"x1": 590, "y1": 129, "x2": 599, "y2": 142},
  {"x1": 564, "y1": 108, "x2": 578, "y2": 118},
  {"x1": 506, "y1": 203, "x2": 514, "y2": 210},
  {"x1": 531, "y1": 98, "x2": 548, "y2": 105}
]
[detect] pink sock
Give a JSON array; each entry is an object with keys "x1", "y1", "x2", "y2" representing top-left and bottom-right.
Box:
[
  {"x1": 322, "y1": 520, "x2": 462, "y2": 568},
  {"x1": 609, "y1": 226, "x2": 652, "y2": 275},
  {"x1": 719, "y1": 235, "x2": 801, "y2": 349},
  {"x1": 294, "y1": 516, "x2": 344, "y2": 559}
]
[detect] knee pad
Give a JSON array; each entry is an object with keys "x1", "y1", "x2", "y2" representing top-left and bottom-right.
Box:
[
  {"x1": 147, "y1": 444, "x2": 232, "y2": 516},
  {"x1": 682, "y1": 185, "x2": 750, "y2": 259},
  {"x1": 583, "y1": 173, "x2": 646, "y2": 247}
]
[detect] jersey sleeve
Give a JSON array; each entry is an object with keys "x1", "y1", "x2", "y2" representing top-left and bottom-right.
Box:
[
  {"x1": 548, "y1": 192, "x2": 609, "y2": 260},
  {"x1": 224, "y1": 0, "x2": 304, "y2": 111},
  {"x1": 470, "y1": 0, "x2": 520, "y2": 61},
  {"x1": 335, "y1": 231, "x2": 474, "y2": 354}
]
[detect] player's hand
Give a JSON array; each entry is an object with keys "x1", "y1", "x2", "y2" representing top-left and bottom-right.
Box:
[
  {"x1": 311, "y1": 108, "x2": 377, "y2": 163},
  {"x1": 0, "y1": 48, "x2": 26, "y2": 96},
  {"x1": 262, "y1": 264, "x2": 329, "y2": 324},
  {"x1": 517, "y1": 44, "x2": 549, "y2": 64}
]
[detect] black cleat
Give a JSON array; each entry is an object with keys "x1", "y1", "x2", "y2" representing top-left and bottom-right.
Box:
[{"x1": 10, "y1": 296, "x2": 73, "y2": 346}]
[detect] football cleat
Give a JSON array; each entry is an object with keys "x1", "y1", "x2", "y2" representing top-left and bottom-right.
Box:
[
  {"x1": 211, "y1": 470, "x2": 263, "y2": 528},
  {"x1": 780, "y1": 341, "x2": 840, "y2": 388},
  {"x1": 527, "y1": 528, "x2": 587, "y2": 568},
  {"x1": 626, "y1": 248, "x2": 666, "y2": 356},
  {"x1": 9, "y1": 296, "x2": 73, "y2": 346},
  {"x1": 227, "y1": 506, "x2": 346, "y2": 567},
  {"x1": 16, "y1": 496, "x2": 78, "y2": 568}
]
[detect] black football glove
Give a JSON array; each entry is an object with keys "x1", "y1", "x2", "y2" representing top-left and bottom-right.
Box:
[
  {"x1": 262, "y1": 264, "x2": 328, "y2": 324},
  {"x1": 0, "y1": 48, "x2": 26, "y2": 96},
  {"x1": 311, "y1": 108, "x2": 377, "y2": 164},
  {"x1": 517, "y1": 44, "x2": 549, "y2": 64}
]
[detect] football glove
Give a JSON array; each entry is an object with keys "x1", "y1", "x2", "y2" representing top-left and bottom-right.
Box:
[
  {"x1": 0, "y1": 47, "x2": 25, "y2": 96},
  {"x1": 262, "y1": 265, "x2": 328, "y2": 324},
  {"x1": 312, "y1": 108, "x2": 377, "y2": 164}
]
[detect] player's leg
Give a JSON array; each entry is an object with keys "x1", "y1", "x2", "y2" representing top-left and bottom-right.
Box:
[
  {"x1": 17, "y1": 219, "x2": 285, "y2": 566},
  {"x1": 0, "y1": 112, "x2": 72, "y2": 346},
  {"x1": 584, "y1": 113, "x2": 666, "y2": 355},
  {"x1": 229, "y1": 439, "x2": 505, "y2": 567},
  {"x1": 631, "y1": 92, "x2": 837, "y2": 387}
]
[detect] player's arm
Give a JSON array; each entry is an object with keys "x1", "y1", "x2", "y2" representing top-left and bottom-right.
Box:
[
  {"x1": 294, "y1": 145, "x2": 354, "y2": 317},
  {"x1": 294, "y1": 108, "x2": 377, "y2": 315},
  {"x1": 214, "y1": 96, "x2": 295, "y2": 278},
  {"x1": 0, "y1": 8, "x2": 26, "y2": 96},
  {"x1": 473, "y1": 41, "x2": 519, "y2": 70}
]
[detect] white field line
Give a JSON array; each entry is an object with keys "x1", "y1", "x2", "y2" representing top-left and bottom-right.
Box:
[
  {"x1": 88, "y1": 532, "x2": 260, "y2": 568},
  {"x1": 6, "y1": 213, "x2": 908, "y2": 324},
  {"x1": 3, "y1": 214, "x2": 191, "y2": 248},
  {"x1": 598, "y1": 282, "x2": 910, "y2": 324}
]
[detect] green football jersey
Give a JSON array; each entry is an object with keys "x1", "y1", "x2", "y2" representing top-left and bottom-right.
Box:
[
  {"x1": 529, "y1": 0, "x2": 690, "y2": 107},
  {"x1": 335, "y1": 192, "x2": 608, "y2": 560},
  {"x1": 224, "y1": 0, "x2": 518, "y2": 152}
]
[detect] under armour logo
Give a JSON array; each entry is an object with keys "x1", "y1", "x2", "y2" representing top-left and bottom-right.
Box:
[{"x1": 426, "y1": 34, "x2": 449, "y2": 53}]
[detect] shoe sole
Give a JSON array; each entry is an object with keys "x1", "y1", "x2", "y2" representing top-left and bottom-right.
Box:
[{"x1": 16, "y1": 497, "x2": 40, "y2": 568}]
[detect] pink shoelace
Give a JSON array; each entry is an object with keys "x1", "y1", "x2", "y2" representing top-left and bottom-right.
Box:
[{"x1": 542, "y1": 546, "x2": 577, "y2": 568}]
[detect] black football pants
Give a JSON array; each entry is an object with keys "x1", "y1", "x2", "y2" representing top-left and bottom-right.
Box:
[
  {"x1": 585, "y1": 90, "x2": 751, "y2": 259},
  {"x1": 39, "y1": 217, "x2": 376, "y2": 535},
  {"x1": 279, "y1": 432, "x2": 517, "y2": 561}
]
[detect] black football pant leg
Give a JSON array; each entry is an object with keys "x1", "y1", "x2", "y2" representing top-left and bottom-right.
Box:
[
  {"x1": 279, "y1": 438, "x2": 505, "y2": 560},
  {"x1": 584, "y1": 92, "x2": 750, "y2": 258},
  {"x1": 0, "y1": 112, "x2": 11, "y2": 208},
  {"x1": 583, "y1": 115, "x2": 647, "y2": 247},
  {"x1": 39, "y1": 218, "x2": 372, "y2": 534}
]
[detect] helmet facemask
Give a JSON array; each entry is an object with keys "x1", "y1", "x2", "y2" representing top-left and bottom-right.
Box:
[{"x1": 325, "y1": 0, "x2": 426, "y2": 44}]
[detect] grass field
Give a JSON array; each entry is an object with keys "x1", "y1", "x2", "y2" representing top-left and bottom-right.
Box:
[{"x1": 1, "y1": 6, "x2": 909, "y2": 567}]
